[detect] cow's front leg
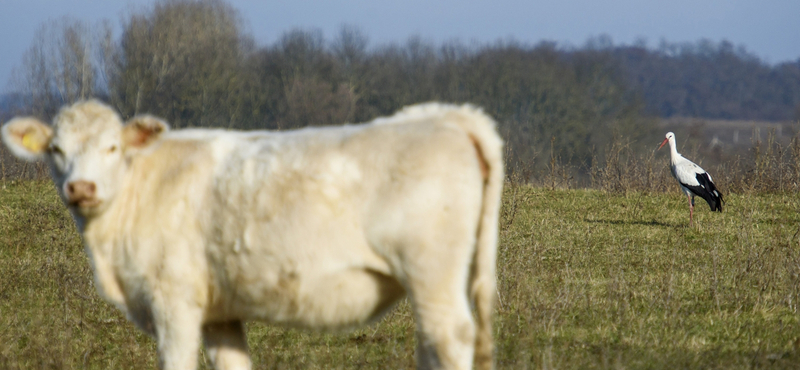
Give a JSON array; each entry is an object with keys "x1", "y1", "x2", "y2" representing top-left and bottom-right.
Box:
[
  {"x1": 154, "y1": 302, "x2": 203, "y2": 370},
  {"x1": 203, "y1": 321, "x2": 251, "y2": 370}
]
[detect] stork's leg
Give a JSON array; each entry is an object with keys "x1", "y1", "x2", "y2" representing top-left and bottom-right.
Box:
[{"x1": 687, "y1": 194, "x2": 694, "y2": 227}]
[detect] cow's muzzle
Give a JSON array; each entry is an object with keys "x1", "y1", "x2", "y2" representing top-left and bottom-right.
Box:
[{"x1": 65, "y1": 180, "x2": 101, "y2": 208}]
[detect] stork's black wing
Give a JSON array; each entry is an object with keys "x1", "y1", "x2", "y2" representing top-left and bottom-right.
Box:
[{"x1": 682, "y1": 172, "x2": 723, "y2": 212}]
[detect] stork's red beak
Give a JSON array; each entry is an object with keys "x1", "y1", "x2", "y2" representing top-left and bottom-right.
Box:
[{"x1": 658, "y1": 138, "x2": 668, "y2": 150}]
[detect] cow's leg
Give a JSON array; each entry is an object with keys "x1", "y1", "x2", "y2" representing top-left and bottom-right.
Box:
[
  {"x1": 154, "y1": 302, "x2": 203, "y2": 370},
  {"x1": 404, "y1": 248, "x2": 476, "y2": 370},
  {"x1": 410, "y1": 281, "x2": 475, "y2": 370},
  {"x1": 203, "y1": 321, "x2": 251, "y2": 370}
]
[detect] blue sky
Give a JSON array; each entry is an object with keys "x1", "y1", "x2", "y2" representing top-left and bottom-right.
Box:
[{"x1": 2, "y1": 0, "x2": 799, "y2": 92}]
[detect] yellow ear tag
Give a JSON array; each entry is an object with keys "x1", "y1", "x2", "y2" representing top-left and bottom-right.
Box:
[{"x1": 22, "y1": 132, "x2": 45, "y2": 153}]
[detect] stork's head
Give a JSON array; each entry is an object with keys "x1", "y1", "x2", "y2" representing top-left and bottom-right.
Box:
[
  {"x1": 658, "y1": 132, "x2": 675, "y2": 150},
  {"x1": 1, "y1": 100, "x2": 168, "y2": 219}
]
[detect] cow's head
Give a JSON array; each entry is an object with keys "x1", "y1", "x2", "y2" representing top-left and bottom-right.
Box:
[{"x1": 1, "y1": 100, "x2": 168, "y2": 219}]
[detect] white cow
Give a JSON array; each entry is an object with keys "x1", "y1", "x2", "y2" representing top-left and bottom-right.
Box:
[{"x1": 1, "y1": 100, "x2": 503, "y2": 370}]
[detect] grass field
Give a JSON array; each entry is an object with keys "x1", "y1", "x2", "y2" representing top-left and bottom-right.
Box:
[{"x1": 1, "y1": 180, "x2": 799, "y2": 369}]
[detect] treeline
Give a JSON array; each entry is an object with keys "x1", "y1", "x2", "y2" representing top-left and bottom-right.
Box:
[
  {"x1": 608, "y1": 38, "x2": 800, "y2": 121},
  {"x1": 5, "y1": 0, "x2": 649, "y2": 179},
  {"x1": 5, "y1": 0, "x2": 800, "y2": 185}
]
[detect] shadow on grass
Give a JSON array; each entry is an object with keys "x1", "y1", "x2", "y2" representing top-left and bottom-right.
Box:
[{"x1": 584, "y1": 218, "x2": 680, "y2": 228}]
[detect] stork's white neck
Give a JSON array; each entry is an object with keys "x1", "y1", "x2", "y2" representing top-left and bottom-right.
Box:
[{"x1": 668, "y1": 136, "x2": 680, "y2": 163}]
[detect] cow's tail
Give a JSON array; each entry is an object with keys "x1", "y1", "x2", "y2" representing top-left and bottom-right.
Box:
[{"x1": 452, "y1": 105, "x2": 504, "y2": 370}]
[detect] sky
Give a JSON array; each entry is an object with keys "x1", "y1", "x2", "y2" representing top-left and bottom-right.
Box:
[{"x1": 2, "y1": 0, "x2": 799, "y2": 92}]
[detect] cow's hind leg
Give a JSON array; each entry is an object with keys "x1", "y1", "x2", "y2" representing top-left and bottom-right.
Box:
[
  {"x1": 404, "y1": 248, "x2": 476, "y2": 370},
  {"x1": 203, "y1": 321, "x2": 251, "y2": 370},
  {"x1": 410, "y1": 280, "x2": 475, "y2": 370}
]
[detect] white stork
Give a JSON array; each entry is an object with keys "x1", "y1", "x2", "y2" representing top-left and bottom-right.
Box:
[{"x1": 658, "y1": 132, "x2": 723, "y2": 226}]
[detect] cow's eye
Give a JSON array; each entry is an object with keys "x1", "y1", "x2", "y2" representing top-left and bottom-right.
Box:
[
  {"x1": 49, "y1": 145, "x2": 64, "y2": 156},
  {"x1": 108, "y1": 145, "x2": 117, "y2": 153}
]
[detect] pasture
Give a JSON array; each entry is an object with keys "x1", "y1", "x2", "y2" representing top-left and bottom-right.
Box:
[{"x1": 1, "y1": 180, "x2": 799, "y2": 369}]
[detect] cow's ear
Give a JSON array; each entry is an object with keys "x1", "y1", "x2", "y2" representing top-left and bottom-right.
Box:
[
  {"x1": 1, "y1": 117, "x2": 54, "y2": 161},
  {"x1": 122, "y1": 115, "x2": 169, "y2": 150}
]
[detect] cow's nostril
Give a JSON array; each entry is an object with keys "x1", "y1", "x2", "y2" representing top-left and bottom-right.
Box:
[{"x1": 66, "y1": 181, "x2": 97, "y2": 204}]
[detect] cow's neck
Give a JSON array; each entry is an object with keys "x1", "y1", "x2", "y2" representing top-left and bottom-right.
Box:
[{"x1": 77, "y1": 189, "x2": 132, "y2": 311}]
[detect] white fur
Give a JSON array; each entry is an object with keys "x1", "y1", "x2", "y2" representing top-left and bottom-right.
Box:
[{"x1": 1, "y1": 100, "x2": 504, "y2": 370}]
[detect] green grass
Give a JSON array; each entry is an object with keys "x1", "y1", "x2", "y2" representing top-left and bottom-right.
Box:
[
  {"x1": 497, "y1": 186, "x2": 800, "y2": 369},
  {"x1": 2, "y1": 180, "x2": 799, "y2": 369}
]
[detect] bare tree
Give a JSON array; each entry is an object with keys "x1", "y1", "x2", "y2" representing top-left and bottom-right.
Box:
[
  {"x1": 112, "y1": 0, "x2": 250, "y2": 127},
  {"x1": 332, "y1": 25, "x2": 368, "y2": 74},
  {"x1": 282, "y1": 77, "x2": 355, "y2": 128},
  {"x1": 10, "y1": 18, "x2": 99, "y2": 118}
]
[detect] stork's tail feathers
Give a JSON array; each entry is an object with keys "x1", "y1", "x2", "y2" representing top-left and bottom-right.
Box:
[
  {"x1": 706, "y1": 191, "x2": 723, "y2": 212},
  {"x1": 694, "y1": 173, "x2": 723, "y2": 212}
]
